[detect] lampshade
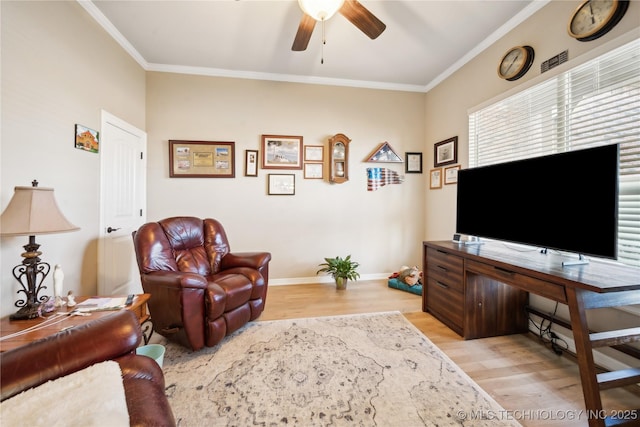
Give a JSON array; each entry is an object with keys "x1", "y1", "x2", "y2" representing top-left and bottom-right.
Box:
[
  {"x1": 298, "y1": 0, "x2": 345, "y2": 21},
  {"x1": 0, "y1": 186, "x2": 79, "y2": 236}
]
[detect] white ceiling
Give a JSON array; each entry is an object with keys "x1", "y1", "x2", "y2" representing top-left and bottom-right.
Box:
[{"x1": 83, "y1": 0, "x2": 547, "y2": 92}]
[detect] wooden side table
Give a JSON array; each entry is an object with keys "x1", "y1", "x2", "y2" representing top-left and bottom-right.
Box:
[{"x1": 0, "y1": 294, "x2": 151, "y2": 352}]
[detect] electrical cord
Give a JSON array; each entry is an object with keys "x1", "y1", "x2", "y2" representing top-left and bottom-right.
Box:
[
  {"x1": 0, "y1": 312, "x2": 67, "y2": 341},
  {"x1": 0, "y1": 310, "x2": 92, "y2": 341},
  {"x1": 528, "y1": 302, "x2": 568, "y2": 356}
]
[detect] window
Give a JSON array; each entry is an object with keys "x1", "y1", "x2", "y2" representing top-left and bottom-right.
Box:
[{"x1": 469, "y1": 38, "x2": 640, "y2": 267}]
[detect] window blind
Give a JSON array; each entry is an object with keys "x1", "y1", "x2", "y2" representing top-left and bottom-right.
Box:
[{"x1": 469, "y1": 38, "x2": 640, "y2": 267}]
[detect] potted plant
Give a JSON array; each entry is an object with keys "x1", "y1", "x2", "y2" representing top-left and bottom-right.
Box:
[{"x1": 316, "y1": 255, "x2": 360, "y2": 290}]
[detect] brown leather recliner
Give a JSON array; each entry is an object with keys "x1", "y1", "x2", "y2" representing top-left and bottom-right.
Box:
[
  {"x1": 0, "y1": 310, "x2": 176, "y2": 426},
  {"x1": 132, "y1": 216, "x2": 271, "y2": 351}
]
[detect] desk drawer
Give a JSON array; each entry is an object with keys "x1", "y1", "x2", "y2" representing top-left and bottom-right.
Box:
[
  {"x1": 426, "y1": 277, "x2": 463, "y2": 334},
  {"x1": 426, "y1": 248, "x2": 463, "y2": 292},
  {"x1": 466, "y1": 259, "x2": 567, "y2": 303}
]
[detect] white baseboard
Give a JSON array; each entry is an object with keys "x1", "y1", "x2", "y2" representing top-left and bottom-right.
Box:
[
  {"x1": 616, "y1": 305, "x2": 640, "y2": 316},
  {"x1": 269, "y1": 273, "x2": 390, "y2": 286}
]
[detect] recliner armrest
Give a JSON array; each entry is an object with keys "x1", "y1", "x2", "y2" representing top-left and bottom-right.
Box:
[
  {"x1": 0, "y1": 310, "x2": 141, "y2": 401},
  {"x1": 141, "y1": 270, "x2": 208, "y2": 290},
  {"x1": 141, "y1": 270, "x2": 208, "y2": 351},
  {"x1": 117, "y1": 353, "x2": 175, "y2": 426},
  {"x1": 221, "y1": 251, "x2": 272, "y2": 270}
]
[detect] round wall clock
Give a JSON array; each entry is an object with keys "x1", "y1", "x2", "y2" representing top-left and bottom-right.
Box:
[
  {"x1": 497, "y1": 45, "x2": 535, "y2": 81},
  {"x1": 568, "y1": 0, "x2": 629, "y2": 42}
]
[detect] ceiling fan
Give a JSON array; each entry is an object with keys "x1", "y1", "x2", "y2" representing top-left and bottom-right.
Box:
[{"x1": 292, "y1": 0, "x2": 386, "y2": 51}]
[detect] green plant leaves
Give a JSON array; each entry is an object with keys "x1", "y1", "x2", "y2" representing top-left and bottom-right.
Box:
[{"x1": 316, "y1": 255, "x2": 360, "y2": 281}]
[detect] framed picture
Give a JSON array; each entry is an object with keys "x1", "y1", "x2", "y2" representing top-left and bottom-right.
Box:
[
  {"x1": 405, "y1": 152, "x2": 423, "y2": 173},
  {"x1": 304, "y1": 163, "x2": 324, "y2": 179},
  {"x1": 75, "y1": 124, "x2": 99, "y2": 153},
  {"x1": 268, "y1": 174, "x2": 295, "y2": 195},
  {"x1": 304, "y1": 145, "x2": 324, "y2": 162},
  {"x1": 444, "y1": 165, "x2": 461, "y2": 185},
  {"x1": 261, "y1": 135, "x2": 303, "y2": 169},
  {"x1": 434, "y1": 136, "x2": 458, "y2": 167},
  {"x1": 169, "y1": 140, "x2": 235, "y2": 178},
  {"x1": 430, "y1": 168, "x2": 442, "y2": 189},
  {"x1": 245, "y1": 150, "x2": 258, "y2": 177}
]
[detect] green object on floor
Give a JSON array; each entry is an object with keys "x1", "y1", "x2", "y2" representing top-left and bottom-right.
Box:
[
  {"x1": 136, "y1": 344, "x2": 166, "y2": 368},
  {"x1": 388, "y1": 278, "x2": 422, "y2": 295}
]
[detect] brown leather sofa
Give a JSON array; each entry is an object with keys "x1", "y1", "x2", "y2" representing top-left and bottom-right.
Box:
[
  {"x1": 0, "y1": 310, "x2": 176, "y2": 426},
  {"x1": 132, "y1": 216, "x2": 271, "y2": 351}
]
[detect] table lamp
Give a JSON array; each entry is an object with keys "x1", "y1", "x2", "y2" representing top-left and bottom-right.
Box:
[{"x1": 0, "y1": 180, "x2": 80, "y2": 320}]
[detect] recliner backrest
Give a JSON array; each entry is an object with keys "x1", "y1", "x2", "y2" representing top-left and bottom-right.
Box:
[{"x1": 133, "y1": 217, "x2": 230, "y2": 277}]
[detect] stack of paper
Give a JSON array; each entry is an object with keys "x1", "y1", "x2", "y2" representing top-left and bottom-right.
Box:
[{"x1": 75, "y1": 297, "x2": 127, "y2": 312}]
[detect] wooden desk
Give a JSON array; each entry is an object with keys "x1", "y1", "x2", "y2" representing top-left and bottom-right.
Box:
[
  {"x1": 423, "y1": 241, "x2": 640, "y2": 427},
  {"x1": 0, "y1": 294, "x2": 151, "y2": 353}
]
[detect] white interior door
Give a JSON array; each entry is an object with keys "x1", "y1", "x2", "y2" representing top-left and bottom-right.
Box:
[{"x1": 98, "y1": 110, "x2": 147, "y2": 296}]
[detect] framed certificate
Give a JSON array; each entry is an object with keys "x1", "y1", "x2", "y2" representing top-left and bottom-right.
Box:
[{"x1": 169, "y1": 140, "x2": 235, "y2": 178}]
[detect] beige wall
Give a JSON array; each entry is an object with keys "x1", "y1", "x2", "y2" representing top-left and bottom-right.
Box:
[
  {"x1": 1, "y1": 0, "x2": 638, "y2": 321},
  {"x1": 0, "y1": 1, "x2": 146, "y2": 316},
  {"x1": 145, "y1": 73, "x2": 426, "y2": 281},
  {"x1": 424, "y1": 0, "x2": 640, "y2": 240}
]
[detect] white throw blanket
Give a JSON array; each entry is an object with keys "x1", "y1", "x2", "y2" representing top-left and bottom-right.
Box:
[{"x1": 0, "y1": 361, "x2": 129, "y2": 427}]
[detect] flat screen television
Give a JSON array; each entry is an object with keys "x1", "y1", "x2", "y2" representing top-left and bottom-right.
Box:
[{"x1": 456, "y1": 144, "x2": 619, "y2": 261}]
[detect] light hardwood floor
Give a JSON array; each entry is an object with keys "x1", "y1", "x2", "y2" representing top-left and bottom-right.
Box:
[{"x1": 261, "y1": 280, "x2": 640, "y2": 427}]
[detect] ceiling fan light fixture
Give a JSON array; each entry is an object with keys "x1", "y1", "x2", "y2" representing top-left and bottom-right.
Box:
[{"x1": 298, "y1": 0, "x2": 345, "y2": 21}]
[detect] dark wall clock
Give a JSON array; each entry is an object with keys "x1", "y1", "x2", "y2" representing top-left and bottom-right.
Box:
[
  {"x1": 497, "y1": 45, "x2": 535, "y2": 81},
  {"x1": 568, "y1": 0, "x2": 629, "y2": 42}
]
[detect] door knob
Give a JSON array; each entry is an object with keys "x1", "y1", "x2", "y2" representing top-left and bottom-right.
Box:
[{"x1": 107, "y1": 226, "x2": 121, "y2": 233}]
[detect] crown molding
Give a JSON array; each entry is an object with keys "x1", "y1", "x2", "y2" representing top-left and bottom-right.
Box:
[{"x1": 79, "y1": 0, "x2": 549, "y2": 94}]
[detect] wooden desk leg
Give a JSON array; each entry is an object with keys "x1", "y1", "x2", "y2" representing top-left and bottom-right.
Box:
[{"x1": 566, "y1": 287, "x2": 604, "y2": 427}]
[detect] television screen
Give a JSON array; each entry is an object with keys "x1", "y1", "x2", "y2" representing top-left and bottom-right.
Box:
[{"x1": 456, "y1": 144, "x2": 619, "y2": 260}]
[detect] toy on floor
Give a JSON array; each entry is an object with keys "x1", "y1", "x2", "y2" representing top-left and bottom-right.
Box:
[
  {"x1": 388, "y1": 265, "x2": 423, "y2": 295},
  {"x1": 399, "y1": 266, "x2": 422, "y2": 286},
  {"x1": 389, "y1": 266, "x2": 422, "y2": 286}
]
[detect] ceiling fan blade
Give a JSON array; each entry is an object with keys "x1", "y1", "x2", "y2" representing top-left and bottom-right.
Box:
[
  {"x1": 292, "y1": 14, "x2": 316, "y2": 51},
  {"x1": 339, "y1": 0, "x2": 386, "y2": 40}
]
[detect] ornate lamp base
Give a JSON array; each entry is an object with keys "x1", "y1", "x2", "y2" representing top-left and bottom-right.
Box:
[
  {"x1": 10, "y1": 301, "x2": 43, "y2": 320},
  {"x1": 10, "y1": 235, "x2": 51, "y2": 320}
]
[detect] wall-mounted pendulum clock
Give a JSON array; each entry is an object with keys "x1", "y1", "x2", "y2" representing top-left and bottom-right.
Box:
[{"x1": 328, "y1": 133, "x2": 351, "y2": 184}]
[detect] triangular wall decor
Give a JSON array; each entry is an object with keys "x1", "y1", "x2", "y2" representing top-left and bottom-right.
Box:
[{"x1": 365, "y1": 142, "x2": 403, "y2": 163}]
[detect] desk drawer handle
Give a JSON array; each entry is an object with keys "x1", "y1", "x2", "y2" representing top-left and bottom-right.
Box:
[
  {"x1": 436, "y1": 281, "x2": 449, "y2": 289},
  {"x1": 494, "y1": 267, "x2": 515, "y2": 276},
  {"x1": 437, "y1": 265, "x2": 448, "y2": 272}
]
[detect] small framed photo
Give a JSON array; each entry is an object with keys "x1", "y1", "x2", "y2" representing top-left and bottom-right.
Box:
[
  {"x1": 75, "y1": 124, "x2": 99, "y2": 153},
  {"x1": 245, "y1": 150, "x2": 258, "y2": 177},
  {"x1": 434, "y1": 136, "x2": 458, "y2": 167},
  {"x1": 261, "y1": 135, "x2": 303, "y2": 169},
  {"x1": 169, "y1": 140, "x2": 235, "y2": 178},
  {"x1": 304, "y1": 145, "x2": 324, "y2": 162},
  {"x1": 430, "y1": 168, "x2": 442, "y2": 189},
  {"x1": 304, "y1": 163, "x2": 324, "y2": 179},
  {"x1": 268, "y1": 174, "x2": 295, "y2": 195},
  {"x1": 444, "y1": 165, "x2": 461, "y2": 185},
  {"x1": 405, "y1": 152, "x2": 423, "y2": 174}
]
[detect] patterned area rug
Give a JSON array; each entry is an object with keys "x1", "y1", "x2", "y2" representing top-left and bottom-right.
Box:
[{"x1": 161, "y1": 312, "x2": 521, "y2": 426}]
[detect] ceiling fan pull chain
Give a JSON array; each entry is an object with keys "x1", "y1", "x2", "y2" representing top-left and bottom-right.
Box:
[{"x1": 321, "y1": 19, "x2": 326, "y2": 64}]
